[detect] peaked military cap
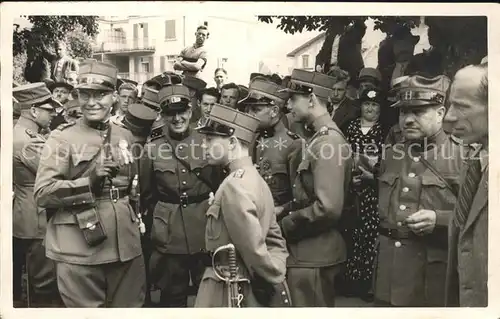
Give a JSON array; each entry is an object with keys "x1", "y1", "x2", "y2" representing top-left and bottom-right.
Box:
[
  {"x1": 237, "y1": 85, "x2": 249, "y2": 103},
  {"x1": 182, "y1": 75, "x2": 207, "y2": 92},
  {"x1": 13, "y1": 82, "x2": 62, "y2": 110},
  {"x1": 195, "y1": 103, "x2": 260, "y2": 144},
  {"x1": 279, "y1": 69, "x2": 339, "y2": 100},
  {"x1": 240, "y1": 77, "x2": 289, "y2": 107},
  {"x1": 145, "y1": 71, "x2": 183, "y2": 90},
  {"x1": 142, "y1": 87, "x2": 161, "y2": 111},
  {"x1": 77, "y1": 61, "x2": 118, "y2": 91},
  {"x1": 123, "y1": 103, "x2": 158, "y2": 137},
  {"x1": 46, "y1": 79, "x2": 74, "y2": 92},
  {"x1": 158, "y1": 85, "x2": 191, "y2": 115},
  {"x1": 391, "y1": 74, "x2": 450, "y2": 108}
]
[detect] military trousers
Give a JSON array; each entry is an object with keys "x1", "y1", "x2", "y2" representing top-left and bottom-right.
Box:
[
  {"x1": 286, "y1": 264, "x2": 342, "y2": 307},
  {"x1": 13, "y1": 237, "x2": 59, "y2": 305},
  {"x1": 55, "y1": 256, "x2": 146, "y2": 307},
  {"x1": 148, "y1": 250, "x2": 205, "y2": 307}
]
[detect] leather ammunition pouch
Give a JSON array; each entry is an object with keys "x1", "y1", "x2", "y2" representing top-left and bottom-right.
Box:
[{"x1": 74, "y1": 207, "x2": 107, "y2": 247}]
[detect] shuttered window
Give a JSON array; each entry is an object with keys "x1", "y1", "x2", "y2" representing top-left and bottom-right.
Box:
[
  {"x1": 165, "y1": 20, "x2": 176, "y2": 40},
  {"x1": 160, "y1": 56, "x2": 166, "y2": 72}
]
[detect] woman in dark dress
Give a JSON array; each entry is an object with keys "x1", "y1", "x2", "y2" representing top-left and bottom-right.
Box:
[{"x1": 341, "y1": 88, "x2": 386, "y2": 301}]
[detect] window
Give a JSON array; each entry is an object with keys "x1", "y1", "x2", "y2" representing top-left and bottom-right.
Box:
[
  {"x1": 302, "y1": 54, "x2": 310, "y2": 69},
  {"x1": 141, "y1": 61, "x2": 150, "y2": 73},
  {"x1": 165, "y1": 20, "x2": 176, "y2": 40}
]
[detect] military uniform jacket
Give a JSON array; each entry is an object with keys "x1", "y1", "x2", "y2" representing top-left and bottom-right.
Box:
[
  {"x1": 253, "y1": 120, "x2": 303, "y2": 206},
  {"x1": 13, "y1": 117, "x2": 48, "y2": 239},
  {"x1": 280, "y1": 113, "x2": 353, "y2": 268},
  {"x1": 34, "y1": 118, "x2": 142, "y2": 265},
  {"x1": 202, "y1": 157, "x2": 288, "y2": 287},
  {"x1": 141, "y1": 125, "x2": 223, "y2": 255},
  {"x1": 375, "y1": 130, "x2": 466, "y2": 306}
]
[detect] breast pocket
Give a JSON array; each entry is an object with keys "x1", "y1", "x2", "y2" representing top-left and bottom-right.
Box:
[
  {"x1": 151, "y1": 201, "x2": 173, "y2": 247},
  {"x1": 206, "y1": 203, "x2": 222, "y2": 240},
  {"x1": 420, "y1": 173, "x2": 456, "y2": 210},
  {"x1": 72, "y1": 146, "x2": 101, "y2": 168},
  {"x1": 377, "y1": 173, "x2": 398, "y2": 218},
  {"x1": 153, "y1": 159, "x2": 177, "y2": 174}
]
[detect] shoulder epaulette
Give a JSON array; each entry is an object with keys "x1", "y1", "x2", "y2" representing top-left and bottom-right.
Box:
[
  {"x1": 57, "y1": 121, "x2": 76, "y2": 131},
  {"x1": 233, "y1": 168, "x2": 245, "y2": 178},
  {"x1": 25, "y1": 129, "x2": 38, "y2": 138},
  {"x1": 286, "y1": 130, "x2": 300, "y2": 140}
]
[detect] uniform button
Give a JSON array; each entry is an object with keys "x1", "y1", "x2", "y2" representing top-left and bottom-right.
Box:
[
  {"x1": 399, "y1": 204, "x2": 406, "y2": 210},
  {"x1": 82, "y1": 200, "x2": 86, "y2": 204},
  {"x1": 293, "y1": 198, "x2": 297, "y2": 202},
  {"x1": 413, "y1": 157, "x2": 420, "y2": 162},
  {"x1": 402, "y1": 187, "x2": 409, "y2": 192},
  {"x1": 292, "y1": 184, "x2": 296, "y2": 188},
  {"x1": 394, "y1": 241, "x2": 402, "y2": 248},
  {"x1": 179, "y1": 146, "x2": 184, "y2": 150},
  {"x1": 182, "y1": 192, "x2": 187, "y2": 195},
  {"x1": 397, "y1": 222, "x2": 402, "y2": 227},
  {"x1": 182, "y1": 181, "x2": 187, "y2": 185},
  {"x1": 181, "y1": 169, "x2": 186, "y2": 173},
  {"x1": 182, "y1": 204, "x2": 187, "y2": 208},
  {"x1": 408, "y1": 172, "x2": 416, "y2": 178},
  {"x1": 259, "y1": 157, "x2": 263, "y2": 160}
]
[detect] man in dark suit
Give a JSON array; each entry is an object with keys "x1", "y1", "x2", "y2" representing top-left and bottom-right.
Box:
[{"x1": 444, "y1": 63, "x2": 488, "y2": 307}]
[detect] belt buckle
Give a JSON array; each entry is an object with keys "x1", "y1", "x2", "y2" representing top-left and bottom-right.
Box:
[
  {"x1": 110, "y1": 187, "x2": 119, "y2": 203},
  {"x1": 180, "y1": 194, "x2": 188, "y2": 208}
]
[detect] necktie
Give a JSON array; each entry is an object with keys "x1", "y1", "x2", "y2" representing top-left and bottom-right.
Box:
[{"x1": 454, "y1": 157, "x2": 483, "y2": 228}]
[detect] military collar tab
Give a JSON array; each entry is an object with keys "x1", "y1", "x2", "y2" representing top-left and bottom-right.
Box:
[{"x1": 85, "y1": 119, "x2": 110, "y2": 131}]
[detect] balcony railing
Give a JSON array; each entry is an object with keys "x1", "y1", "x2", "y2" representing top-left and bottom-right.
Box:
[
  {"x1": 93, "y1": 38, "x2": 156, "y2": 54},
  {"x1": 117, "y1": 72, "x2": 155, "y2": 84}
]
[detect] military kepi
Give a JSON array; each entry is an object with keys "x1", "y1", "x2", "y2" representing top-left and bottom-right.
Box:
[
  {"x1": 123, "y1": 103, "x2": 158, "y2": 137},
  {"x1": 12, "y1": 82, "x2": 62, "y2": 110},
  {"x1": 158, "y1": 85, "x2": 191, "y2": 115},
  {"x1": 239, "y1": 77, "x2": 288, "y2": 107},
  {"x1": 279, "y1": 69, "x2": 338, "y2": 100},
  {"x1": 196, "y1": 103, "x2": 260, "y2": 144},
  {"x1": 391, "y1": 75, "x2": 451, "y2": 108},
  {"x1": 77, "y1": 61, "x2": 118, "y2": 91}
]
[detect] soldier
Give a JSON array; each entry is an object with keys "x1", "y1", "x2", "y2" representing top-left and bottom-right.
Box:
[
  {"x1": 373, "y1": 75, "x2": 466, "y2": 307},
  {"x1": 241, "y1": 76, "x2": 302, "y2": 208},
  {"x1": 278, "y1": 69, "x2": 353, "y2": 307},
  {"x1": 141, "y1": 84, "x2": 223, "y2": 307},
  {"x1": 12, "y1": 83, "x2": 60, "y2": 307},
  {"x1": 34, "y1": 61, "x2": 146, "y2": 307},
  {"x1": 46, "y1": 80, "x2": 74, "y2": 130},
  {"x1": 194, "y1": 103, "x2": 289, "y2": 307}
]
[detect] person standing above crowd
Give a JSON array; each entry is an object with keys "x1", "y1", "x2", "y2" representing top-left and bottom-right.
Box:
[
  {"x1": 141, "y1": 84, "x2": 224, "y2": 307},
  {"x1": 214, "y1": 68, "x2": 227, "y2": 93},
  {"x1": 374, "y1": 74, "x2": 466, "y2": 307},
  {"x1": 12, "y1": 83, "x2": 60, "y2": 307},
  {"x1": 34, "y1": 61, "x2": 146, "y2": 308},
  {"x1": 279, "y1": 69, "x2": 353, "y2": 307},
  {"x1": 174, "y1": 24, "x2": 209, "y2": 78},
  {"x1": 444, "y1": 63, "x2": 488, "y2": 307}
]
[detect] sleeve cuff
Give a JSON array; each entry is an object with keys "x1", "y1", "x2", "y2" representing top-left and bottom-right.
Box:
[
  {"x1": 60, "y1": 177, "x2": 96, "y2": 207},
  {"x1": 435, "y1": 209, "x2": 451, "y2": 227}
]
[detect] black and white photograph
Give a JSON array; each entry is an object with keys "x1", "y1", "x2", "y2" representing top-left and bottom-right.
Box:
[{"x1": 1, "y1": 2, "x2": 498, "y2": 317}]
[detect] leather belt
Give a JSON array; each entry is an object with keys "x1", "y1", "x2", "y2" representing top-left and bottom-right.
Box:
[
  {"x1": 158, "y1": 192, "x2": 210, "y2": 207},
  {"x1": 95, "y1": 188, "x2": 129, "y2": 202}
]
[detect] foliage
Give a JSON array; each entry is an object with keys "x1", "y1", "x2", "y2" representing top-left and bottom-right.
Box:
[
  {"x1": 13, "y1": 53, "x2": 28, "y2": 85},
  {"x1": 13, "y1": 16, "x2": 98, "y2": 57},
  {"x1": 257, "y1": 16, "x2": 487, "y2": 77},
  {"x1": 65, "y1": 27, "x2": 94, "y2": 59}
]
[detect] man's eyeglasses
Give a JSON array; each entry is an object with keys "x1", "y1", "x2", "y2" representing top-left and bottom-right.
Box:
[{"x1": 78, "y1": 90, "x2": 112, "y2": 102}]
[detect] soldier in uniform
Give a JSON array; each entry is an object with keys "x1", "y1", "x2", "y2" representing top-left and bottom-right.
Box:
[
  {"x1": 278, "y1": 69, "x2": 353, "y2": 307},
  {"x1": 12, "y1": 83, "x2": 60, "y2": 307},
  {"x1": 140, "y1": 84, "x2": 223, "y2": 307},
  {"x1": 194, "y1": 103, "x2": 289, "y2": 307},
  {"x1": 34, "y1": 61, "x2": 146, "y2": 307},
  {"x1": 373, "y1": 75, "x2": 465, "y2": 307},
  {"x1": 241, "y1": 76, "x2": 302, "y2": 208}
]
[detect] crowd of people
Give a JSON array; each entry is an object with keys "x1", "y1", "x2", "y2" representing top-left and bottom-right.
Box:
[{"x1": 11, "y1": 22, "x2": 489, "y2": 309}]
